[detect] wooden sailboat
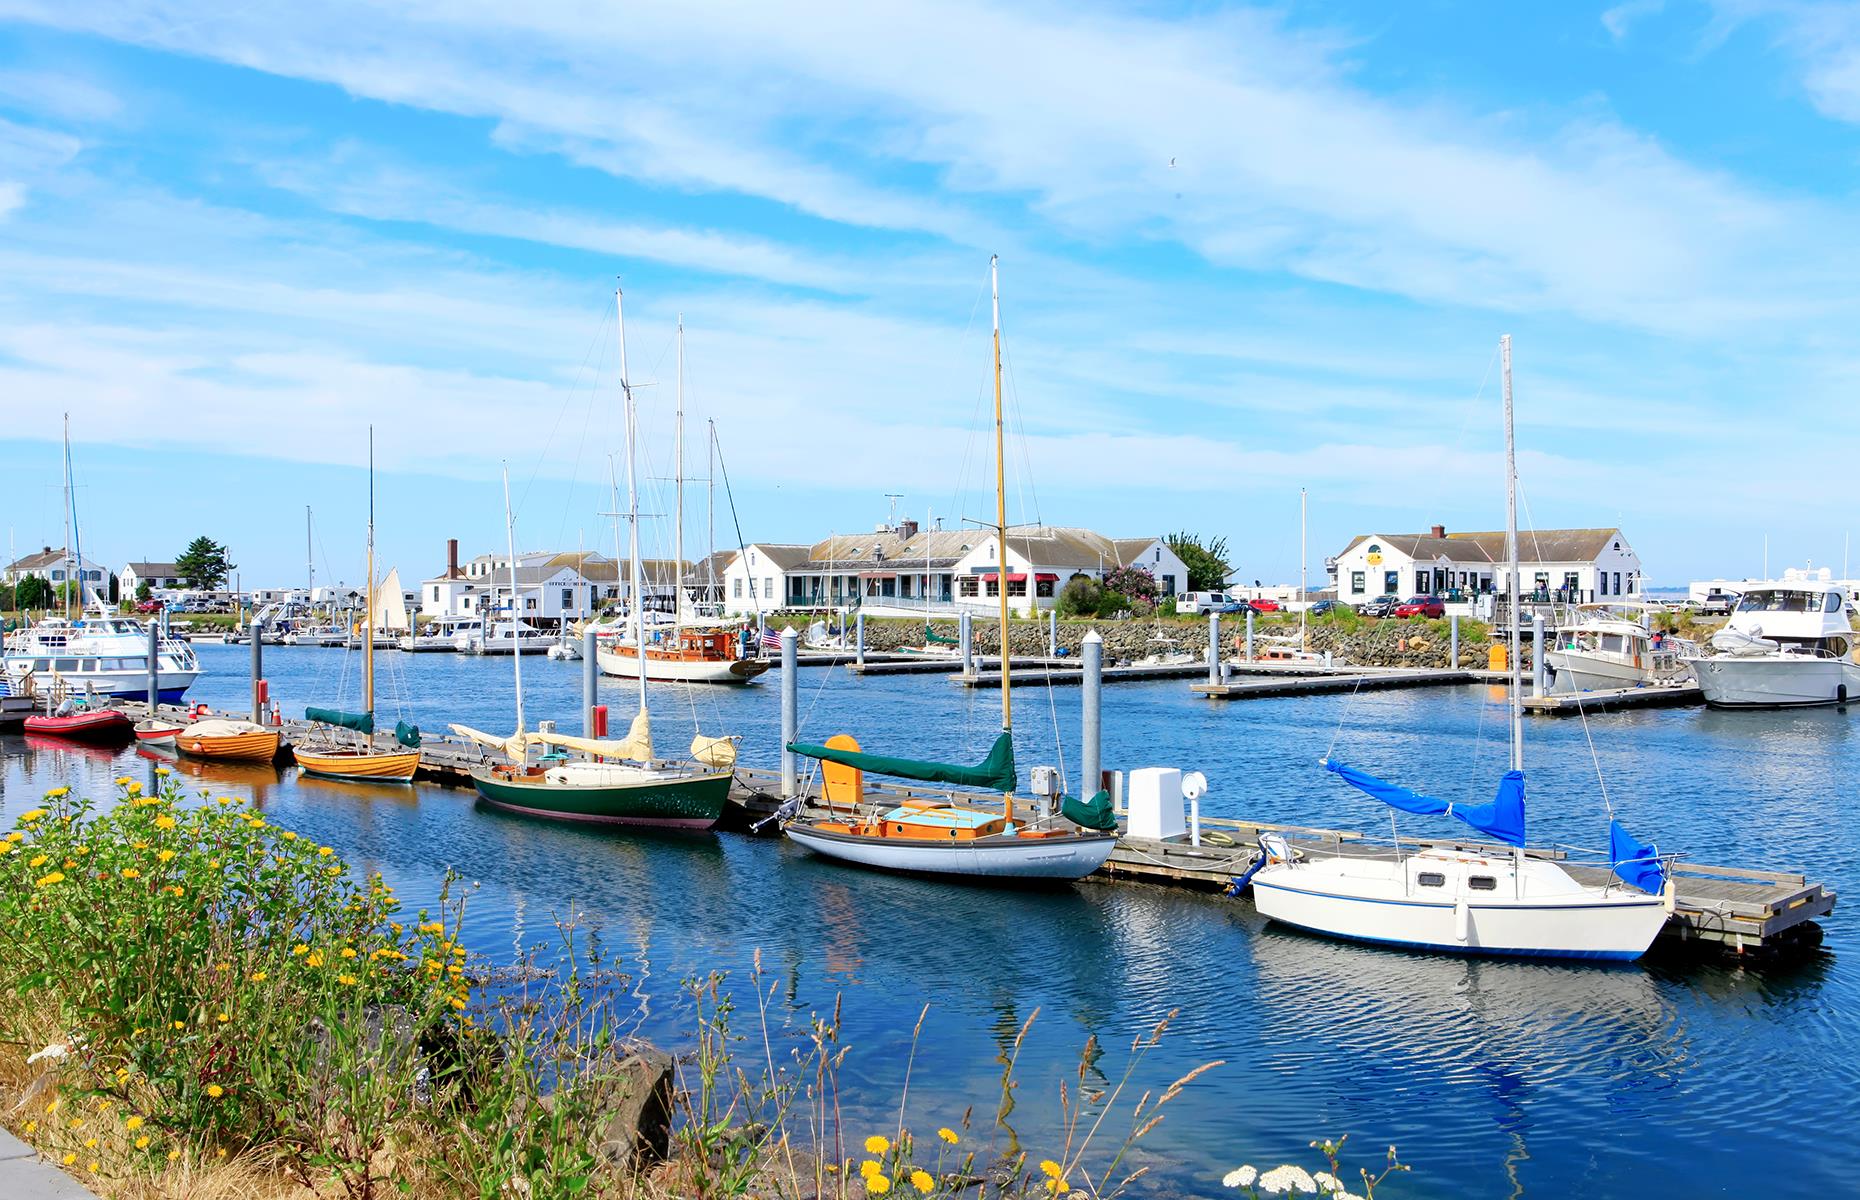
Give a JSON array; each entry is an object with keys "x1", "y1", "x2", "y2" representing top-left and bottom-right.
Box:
[
  {"x1": 594, "y1": 316, "x2": 768, "y2": 685},
  {"x1": 782, "y1": 257, "x2": 1118, "y2": 881},
  {"x1": 295, "y1": 429, "x2": 423, "y2": 783},
  {"x1": 452, "y1": 284, "x2": 737, "y2": 829},
  {"x1": 1244, "y1": 336, "x2": 1671, "y2": 960}
]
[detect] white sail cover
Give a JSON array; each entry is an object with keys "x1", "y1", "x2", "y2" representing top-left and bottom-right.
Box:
[
  {"x1": 372, "y1": 568, "x2": 410, "y2": 632},
  {"x1": 530, "y1": 710, "x2": 654, "y2": 764},
  {"x1": 181, "y1": 719, "x2": 269, "y2": 737},
  {"x1": 448, "y1": 723, "x2": 534, "y2": 762},
  {"x1": 690, "y1": 734, "x2": 738, "y2": 769}
]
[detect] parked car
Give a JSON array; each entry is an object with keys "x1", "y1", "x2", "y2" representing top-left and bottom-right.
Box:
[
  {"x1": 1307, "y1": 599, "x2": 1339, "y2": 617},
  {"x1": 1393, "y1": 595, "x2": 1446, "y2": 619},
  {"x1": 134, "y1": 599, "x2": 163, "y2": 614},
  {"x1": 1359, "y1": 594, "x2": 1402, "y2": 618},
  {"x1": 1176, "y1": 591, "x2": 1232, "y2": 615},
  {"x1": 1247, "y1": 598, "x2": 1281, "y2": 613},
  {"x1": 1699, "y1": 590, "x2": 1738, "y2": 617}
]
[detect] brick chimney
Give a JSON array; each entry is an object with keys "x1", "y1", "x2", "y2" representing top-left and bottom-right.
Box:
[
  {"x1": 446, "y1": 538, "x2": 461, "y2": 579},
  {"x1": 898, "y1": 518, "x2": 919, "y2": 540},
  {"x1": 1430, "y1": 524, "x2": 1446, "y2": 539}
]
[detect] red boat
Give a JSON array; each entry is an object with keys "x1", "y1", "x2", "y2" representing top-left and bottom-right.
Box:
[{"x1": 24, "y1": 709, "x2": 134, "y2": 743}]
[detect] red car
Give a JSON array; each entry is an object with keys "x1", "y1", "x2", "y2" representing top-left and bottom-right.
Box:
[
  {"x1": 135, "y1": 600, "x2": 164, "y2": 614},
  {"x1": 1246, "y1": 598, "x2": 1281, "y2": 613},
  {"x1": 1393, "y1": 595, "x2": 1445, "y2": 619}
]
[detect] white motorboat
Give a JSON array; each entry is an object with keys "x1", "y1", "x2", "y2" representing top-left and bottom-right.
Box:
[
  {"x1": 1545, "y1": 603, "x2": 1695, "y2": 692},
  {"x1": 458, "y1": 619, "x2": 554, "y2": 655},
  {"x1": 1683, "y1": 568, "x2": 1860, "y2": 708},
  {"x1": 399, "y1": 615, "x2": 479, "y2": 653},
  {"x1": 285, "y1": 624, "x2": 350, "y2": 647},
  {"x1": 1244, "y1": 336, "x2": 1672, "y2": 962},
  {"x1": 4, "y1": 612, "x2": 201, "y2": 703}
]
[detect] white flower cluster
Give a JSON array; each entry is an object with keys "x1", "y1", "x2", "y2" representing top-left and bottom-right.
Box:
[{"x1": 1258, "y1": 1165, "x2": 1317, "y2": 1194}]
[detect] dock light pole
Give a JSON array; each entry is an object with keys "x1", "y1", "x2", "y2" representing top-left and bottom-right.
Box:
[
  {"x1": 249, "y1": 627, "x2": 263, "y2": 722},
  {"x1": 1207, "y1": 612, "x2": 1221, "y2": 685},
  {"x1": 582, "y1": 626, "x2": 598, "y2": 734},
  {"x1": 855, "y1": 610, "x2": 866, "y2": 668},
  {"x1": 960, "y1": 611, "x2": 973, "y2": 676},
  {"x1": 780, "y1": 627, "x2": 798, "y2": 797},
  {"x1": 146, "y1": 622, "x2": 159, "y2": 715},
  {"x1": 1081, "y1": 629, "x2": 1103, "y2": 796}
]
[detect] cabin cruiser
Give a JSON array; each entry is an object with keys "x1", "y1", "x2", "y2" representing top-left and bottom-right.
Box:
[
  {"x1": 399, "y1": 615, "x2": 479, "y2": 653},
  {"x1": 457, "y1": 619, "x2": 554, "y2": 655},
  {"x1": 1545, "y1": 603, "x2": 1694, "y2": 692},
  {"x1": 3, "y1": 612, "x2": 201, "y2": 702},
  {"x1": 284, "y1": 623, "x2": 350, "y2": 647},
  {"x1": 1683, "y1": 568, "x2": 1860, "y2": 707}
]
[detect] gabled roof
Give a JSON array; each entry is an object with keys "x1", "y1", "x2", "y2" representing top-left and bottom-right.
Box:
[
  {"x1": 125, "y1": 562, "x2": 180, "y2": 576},
  {"x1": 683, "y1": 550, "x2": 736, "y2": 586},
  {"x1": 6, "y1": 547, "x2": 69, "y2": 572},
  {"x1": 1339, "y1": 528, "x2": 1627, "y2": 565},
  {"x1": 740, "y1": 543, "x2": 816, "y2": 572}
]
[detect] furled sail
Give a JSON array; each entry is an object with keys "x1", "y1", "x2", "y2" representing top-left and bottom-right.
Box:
[
  {"x1": 690, "y1": 734, "x2": 738, "y2": 769},
  {"x1": 307, "y1": 707, "x2": 374, "y2": 734},
  {"x1": 1321, "y1": 758, "x2": 1526, "y2": 847},
  {"x1": 788, "y1": 730, "x2": 1017, "y2": 794},
  {"x1": 1609, "y1": 819, "x2": 1666, "y2": 894},
  {"x1": 372, "y1": 568, "x2": 410, "y2": 633},
  {"x1": 530, "y1": 711, "x2": 654, "y2": 764},
  {"x1": 449, "y1": 723, "x2": 533, "y2": 762}
]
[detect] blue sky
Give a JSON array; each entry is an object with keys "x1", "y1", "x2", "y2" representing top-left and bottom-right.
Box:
[{"x1": 2, "y1": 1, "x2": 1858, "y2": 589}]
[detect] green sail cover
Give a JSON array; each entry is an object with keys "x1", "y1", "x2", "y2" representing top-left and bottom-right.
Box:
[
  {"x1": 306, "y1": 707, "x2": 374, "y2": 735},
  {"x1": 395, "y1": 720, "x2": 422, "y2": 749},
  {"x1": 924, "y1": 623, "x2": 960, "y2": 645},
  {"x1": 1061, "y1": 789, "x2": 1118, "y2": 831},
  {"x1": 788, "y1": 730, "x2": 1017, "y2": 793}
]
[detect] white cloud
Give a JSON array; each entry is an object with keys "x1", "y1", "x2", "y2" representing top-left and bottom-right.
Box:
[
  {"x1": 1602, "y1": 0, "x2": 1666, "y2": 42},
  {"x1": 0, "y1": 69, "x2": 121, "y2": 122},
  {"x1": 1717, "y1": 1, "x2": 1860, "y2": 122}
]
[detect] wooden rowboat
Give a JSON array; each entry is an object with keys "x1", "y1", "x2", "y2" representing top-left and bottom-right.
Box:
[
  {"x1": 177, "y1": 719, "x2": 282, "y2": 763},
  {"x1": 134, "y1": 719, "x2": 184, "y2": 746},
  {"x1": 294, "y1": 745, "x2": 421, "y2": 783},
  {"x1": 23, "y1": 709, "x2": 133, "y2": 743}
]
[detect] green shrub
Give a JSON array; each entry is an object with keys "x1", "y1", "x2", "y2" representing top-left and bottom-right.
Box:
[{"x1": 1056, "y1": 576, "x2": 1102, "y2": 618}]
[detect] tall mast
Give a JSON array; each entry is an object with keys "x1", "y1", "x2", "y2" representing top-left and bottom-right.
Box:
[
  {"x1": 992, "y1": 255, "x2": 1011, "y2": 735},
  {"x1": 675, "y1": 314, "x2": 685, "y2": 636},
  {"x1": 364, "y1": 427, "x2": 375, "y2": 720},
  {"x1": 502, "y1": 462, "x2": 525, "y2": 739},
  {"x1": 1300, "y1": 487, "x2": 1308, "y2": 651},
  {"x1": 60, "y1": 412, "x2": 73, "y2": 618},
  {"x1": 1501, "y1": 334, "x2": 1522, "y2": 771},
  {"x1": 707, "y1": 420, "x2": 717, "y2": 607},
  {"x1": 618, "y1": 284, "x2": 649, "y2": 714},
  {"x1": 306, "y1": 506, "x2": 315, "y2": 598}
]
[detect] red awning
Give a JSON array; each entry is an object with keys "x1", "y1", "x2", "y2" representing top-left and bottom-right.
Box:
[{"x1": 1034, "y1": 573, "x2": 1059, "y2": 582}]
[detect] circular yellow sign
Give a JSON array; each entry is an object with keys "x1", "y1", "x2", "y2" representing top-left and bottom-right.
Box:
[{"x1": 1367, "y1": 553, "x2": 1383, "y2": 566}]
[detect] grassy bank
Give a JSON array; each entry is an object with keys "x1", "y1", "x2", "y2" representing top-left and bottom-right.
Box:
[{"x1": 0, "y1": 780, "x2": 1406, "y2": 1199}]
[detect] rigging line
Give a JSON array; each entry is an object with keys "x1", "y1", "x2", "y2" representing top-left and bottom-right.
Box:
[
  {"x1": 1443, "y1": 339, "x2": 1503, "y2": 465},
  {"x1": 948, "y1": 262, "x2": 1000, "y2": 530},
  {"x1": 516, "y1": 297, "x2": 617, "y2": 523},
  {"x1": 1322, "y1": 673, "x2": 1370, "y2": 762},
  {"x1": 554, "y1": 308, "x2": 616, "y2": 550},
  {"x1": 997, "y1": 318, "x2": 1066, "y2": 772},
  {"x1": 1572, "y1": 690, "x2": 1616, "y2": 820}
]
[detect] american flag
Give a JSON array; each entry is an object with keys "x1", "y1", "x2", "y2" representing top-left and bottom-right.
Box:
[{"x1": 759, "y1": 626, "x2": 783, "y2": 652}]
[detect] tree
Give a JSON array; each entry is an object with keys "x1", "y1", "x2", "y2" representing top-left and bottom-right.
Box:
[
  {"x1": 175, "y1": 537, "x2": 237, "y2": 590},
  {"x1": 1056, "y1": 574, "x2": 1102, "y2": 618},
  {"x1": 136, "y1": 580, "x2": 153, "y2": 603},
  {"x1": 1101, "y1": 564, "x2": 1159, "y2": 615},
  {"x1": 1166, "y1": 531, "x2": 1233, "y2": 593},
  {"x1": 14, "y1": 574, "x2": 49, "y2": 610}
]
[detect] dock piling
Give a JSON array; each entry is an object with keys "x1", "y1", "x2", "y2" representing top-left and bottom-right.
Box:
[
  {"x1": 146, "y1": 622, "x2": 159, "y2": 713},
  {"x1": 1081, "y1": 629, "x2": 1103, "y2": 794},
  {"x1": 1450, "y1": 613, "x2": 1460, "y2": 668},
  {"x1": 855, "y1": 611, "x2": 866, "y2": 668},
  {"x1": 581, "y1": 626, "x2": 598, "y2": 733},
  {"x1": 249, "y1": 630, "x2": 263, "y2": 723},
  {"x1": 780, "y1": 627, "x2": 798, "y2": 797},
  {"x1": 1206, "y1": 612, "x2": 1221, "y2": 685},
  {"x1": 960, "y1": 611, "x2": 973, "y2": 675},
  {"x1": 1245, "y1": 610, "x2": 1255, "y2": 662},
  {"x1": 1048, "y1": 608, "x2": 1057, "y2": 657},
  {"x1": 1532, "y1": 611, "x2": 1546, "y2": 696}
]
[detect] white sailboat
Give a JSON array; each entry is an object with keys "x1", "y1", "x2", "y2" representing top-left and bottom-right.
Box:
[
  {"x1": 783, "y1": 256, "x2": 1118, "y2": 882},
  {"x1": 1244, "y1": 336, "x2": 1672, "y2": 961}
]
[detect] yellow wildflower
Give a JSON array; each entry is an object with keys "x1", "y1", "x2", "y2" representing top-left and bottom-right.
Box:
[
  {"x1": 36, "y1": 872, "x2": 65, "y2": 887},
  {"x1": 865, "y1": 1135, "x2": 891, "y2": 1156},
  {"x1": 87, "y1": 1160, "x2": 99, "y2": 1173},
  {"x1": 250, "y1": 971, "x2": 268, "y2": 982},
  {"x1": 155, "y1": 766, "x2": 170, "y2": 776},
  {"x1": 867, "y1": 1176, "x2": 892, "y2": 1196},
  {"x1": 24, "y1": 1121, "x2": 36, "y2": 1134},
  {"x1": 84, "y1": 1137, "x2": 97, "y2": 1149},
  {"x1": 5, "y1": 831, "x2": 22, "y2": 842},
  {"x1": 126, "y1": 781, "x2": 142, "y2": 795},
  {"x1": 28, "y1": 854, "x2": 47, "y2": 868},
  {"x1": 121, "y1": 868, "x2": 140, "y2": 879},
  {"x1": 39, "y1": 790, "x2": 64, "y2": 801},
  {"x1": 205, "y1": 1084, "x2": 224, "y2": 1099},
  {"x1": 156, "y1": 849, "x2": 176, "y2": 863},
  {"x1": 0, "y1": 843, "x2": 13, "y2": 856},
  {"x1": 861, "y1": 1160, "x2": 882, "y2": 1178},
  {"x1": 154, "y1": 815, "x2": 176, "y2": 830},
  {"x1": 292, "y1": 943, "x2": 309, "y2": 956},
  {"x1": 125, "y1": 1115, "x2": 144, "y2": 1131},
  {"x1": 46, "y1": 1097, "x2": 60, "y2": 1114},
  {"x1": 168, "y1": 885, "x2": 185, "y2": 897},
  {"x1": 217, "y1": 797, "x2": 234, "y2": 807},
  {"x1": 339, "y1": 947, "x2": 357, "y2": 959},
  {"x1": 937, "y1": 1128, "x2": 959, "y2": 1145},
  {"x1": 911, "y1": 1169, "x2": 934, "y2": 1194},
  {"x1": 172, "y1": 1021, "x2": 185, "y2": 1030},
  {"x1": 1045, "y1": 1180, "x2": 1069, "y2": 1196},
  {"x1": 338, "y1": 974, "x2": 357, "y2": 986},
  {"x1": 449, "y1": 996, "x2": 467, "y2": 1010},
  {"x1": 1039, "y1": 1161, "x2": 1063, "y2": 1180},
  {"x1": 115, "y1": 776, "x2": 133, "y2": 787},
  {"x1": 136, "y1": 1134, "x2": 151, "y2": 1149},
  {"x1": 306, "y1": 951, "x2": 324, "y2": 967},
  {"x1": 167, "y1": 1148, "x2": 181, "y2": 1162},
  {"x1": 215, "y1": 962, "x2": 230, "y2": 972},
  {"x1": 61, "y1": 1153, "x2": 75, "y2": 1166},
  {"x1": 280, "y1": 829, "x2": 296, "y2": 839},
  {"x1": 216, "y1": 1013, "x2": 231, "y2": 1024},
  {"x1": 325, "y1": 866, "x2": 341, "y2": 877},
  {"x1": 318, "y1": 845, "x2": 333, "y2": 857}
]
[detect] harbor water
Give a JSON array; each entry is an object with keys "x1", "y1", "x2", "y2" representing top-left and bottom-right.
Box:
[{"x1": 4, "y1": 643, "x2": 1855, "y2": 1197}]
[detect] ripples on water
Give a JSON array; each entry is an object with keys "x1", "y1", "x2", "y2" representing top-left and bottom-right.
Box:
[{"x1": 2, "y1": 643, "x2": 1855, "y2": 1197}]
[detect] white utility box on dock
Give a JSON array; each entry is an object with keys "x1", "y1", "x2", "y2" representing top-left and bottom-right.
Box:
[{"x1": 1126, "y1": 767, "x2": 1186, "y2": 841}]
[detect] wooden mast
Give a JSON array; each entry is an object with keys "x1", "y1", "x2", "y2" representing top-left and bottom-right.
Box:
[
  {"x1": 364, "y1": 425, "x2": 375, "y2": 733},
  {"x1": 992, "y1": 255, "x2": 1013, "y2": 819}
]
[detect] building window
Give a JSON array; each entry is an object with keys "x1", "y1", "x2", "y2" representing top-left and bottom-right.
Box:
[
  {"x1": 1383, "y1": 571, "x2": 1398, "y2": 594},
  {"x1": 51, "y1": 570, "x2": 63, "y2": 581},
  {"x1": 986, "y1": 579, "x2": 1000, "y2": 597},
  {"x1": 1351, "y1": 571, "x2": 1365, "y2": 595},
  {"x1": 1566, "y1": 572, "x2": 1582, "y2": 596},
  {"x1": 562, "y1": 588, "x2": 574, "y2": 609},
  {"x1": 765, "y1": 577, "x2": 773, "y2": 599},
  {"x1": 734, "y1": 579, "x2": 743, "y2": 598},
  {"x1": 1036, "y1": 578, "x2": 1055, "y2": 598},
  {"x1": 1614, "y1": 572, "x2": 1622, "y2": 595},
  {"x1": 959, "y1": 577, "x2": 979, "y2": 598},
  {"x1": 1007, "y1": 578, "x2": 1027, "y2": 598},
  {"x1": 1161, "y1": 573, "x2": 1176, "y2": 596}
]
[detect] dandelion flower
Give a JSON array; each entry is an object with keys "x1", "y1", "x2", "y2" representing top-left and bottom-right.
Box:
[
  {"x1": 306, "y1": 952, "x2": 324, "y2": 967},
  {"x1": 867, "y1": 1176, "x2": 892, "y2": 1196},
  {"x1": 135, "y1": 1135, "x2": 151, "y2": 1149},
  {"x1": 84, "y1": 1137, "x2": 97, "y2": 1149},
  {"x1": 115, "y1": 776, "x2": 133, "y2": 787},
  {"x1": 250, "y1": 971, "x2": 268, "y2": 982},
  {"x1": 121, "y1": 868, "x2": 140, "y2": 879},
  {"x1": 172, "y1": 1021, "x2": 185, "y2": 1030},
  {"x1": 292, "y1": 943, "x2": 309, "y2": 956},
  {"x1": 340, "y1": 947, "x2": 357, "y2": 959},
  {"x1": 125, "y1": 1116, "x2": 144, "y2": 1131},
  {"x1": 449, "y1": 996, "x2": 467, "y2": 1010},
  {"x1": 5, "y1": 831, "x2": 21, "y2": 842},
  {"x1": 36, "y1": 872, "x2": 65, "y2": 887},
  {"x1": 156, "y1": 849, "x2": 176, "y2": 863},
  {"x1": 155, "y1": 766, "x2": 170, "y2": 776},
  {"x1": 126, "y1": 782, "x2": 143, "y2": 795},
  {"x1": 1045, "y1": 1179, "x2": 1070, "y2": 1196},
  {"x1": 861, "y1": 1160, "x2": 882, "y2": 1178},
  {"x1": 1040, "y1": 1161, "x2": 1063, "y2": 1180},
  {"x1": 168, "y1": 885, "x2": 185, "y2": 897},
  {"x1": 216, "y1": 1013, "x2": 231, "y2": 1023},
  {"x1": 1224, "y1": 1166, "x2": 1258, "y2": 1189},
  {"x1": 28, "y1": 854, "x2": 47, "y2": 868},
  {"x1": 0, "y1": 843, "x2": 13, "y2": 856},
  {"x1": 1257, "y1": 1165, "x2": 1317, "y2": 1195},
  {"x1": 318, "y1": 846, "x2": 334, "y2": 857},
  {"x1": 338, "y1": 974, "x2": 357, "y2": 986},
  {"x1": 205, "y1": 1085, "x2": 224, "y2": 1099},
  {"x1": 218, "y1": 797, "x2": 235, "y2": 807},
  {"x1": 23, "y1": 1121, "x2": 36, "y2": 1135},
  {"x1": 167, "y1": 1149, "x2": 181, "y2": 1162},
  {"x1": 863, "y1": 1137, "x2": 891, "y2": 1156},
  {"x1": 154, "y1": 815, "x2": 176, "y2": 830},
  {"x1": 911, "y1": 1169, "x2": 935, "y2": 1194},
  {"x1": 937, "y1": 1128, "x2": 959, "y2": 1145},
  {"x1": 61, "y1": 1153, "x2": 75, "y2": 1166},
  {"x1": 280, "y1": 829, "x2": 296, "y2": 839},
  {"x1": 39, "y1": 791, "x2": 64, "y2": 802}
]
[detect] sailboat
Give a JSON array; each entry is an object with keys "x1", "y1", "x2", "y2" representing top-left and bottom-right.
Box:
[
  {"x1": 594, "y1": 316, "x2": 768, "y2": 685},
  {"x1": 294, "y1": 429, "x2": 424, "y2": 783},
  {"x1": 450, "y1": 284, "x2": 739, "y2": 829},
  {"x1": 1243, "y1": 337, "x2": 1672, "y2": 960},
  {"x1": 782, "y1": 257, "x2": 1119, "y2": 881}
]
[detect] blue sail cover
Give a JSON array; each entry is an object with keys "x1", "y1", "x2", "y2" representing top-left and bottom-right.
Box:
[
  {"x1": 1609, "y1": 819, "x2": 1666, "y2": 894},
  {"x1": 1321, "y1": 759, "x2": 1527, "y2": 847}
]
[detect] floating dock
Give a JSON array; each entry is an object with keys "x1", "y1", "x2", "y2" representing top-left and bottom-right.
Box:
[
  {"x1": 1521, "y1": 683, "x2": 1703, "y2": 715},
  {"x1": 1191, "y1": 667, "x2": 1479, "y2": 700}
]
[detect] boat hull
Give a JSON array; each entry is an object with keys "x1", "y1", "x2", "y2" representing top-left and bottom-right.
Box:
[
  {"x1": 1686, "y1": 655, "x2": 1860, "y2": 708},
  {"x1": 294, "y1": 747, "x2": 421, "y2": 782},
  {"x1": 178, "y1": 729, "x2": 283, "y2": 763},
  {"x1": 1249, "y1": 873, "x2": 1667, "y2": 960},
  {"x1": 469, "y1": 767, "x2": 731, "y2": 829},
  {"x1": 134, "y1": 721, "x2": 182, "y2": 745},
  {"x1": 595, "y1": 646, "x2": 768, "y2": 684},
  {"x1": 1545, "y1": 650, "x2": 1662, "y2": 692},
  {"x1": 24, "y1": 710, "x2": 134, "y2": 743},
  {"x1": 785, "y1": 822, "x2": 1116, "y2": 880}
]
